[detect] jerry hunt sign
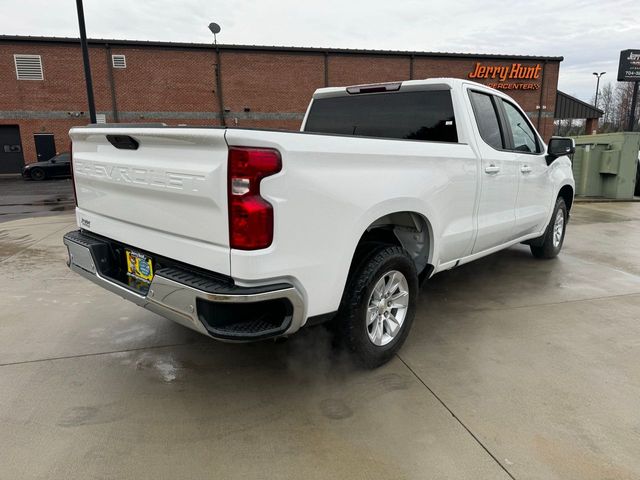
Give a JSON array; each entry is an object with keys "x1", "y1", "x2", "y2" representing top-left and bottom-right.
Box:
[
  {"x1": 468, "y1": 62, "x2": 542, "y2": 90},
  {"x1": 617, "y1": 50, "x2": 640, "y2": 82}
]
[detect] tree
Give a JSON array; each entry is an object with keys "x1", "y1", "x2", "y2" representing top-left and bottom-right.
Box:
[
  {"x1": 589, "y1": 81, "x2": 640, "y2": 133},
  {"x1": 598, "y1": 82, "x2": 615, "y2": 132},
  {"x1": 558, "y1": 80, "x2": 639, "y2": 134}
]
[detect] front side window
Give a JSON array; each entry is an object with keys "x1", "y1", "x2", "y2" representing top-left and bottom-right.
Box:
[
  {"x1": 468, "y1": 91, "x2": 503, "y2": 150},
  {"x1": 304, "y1": 90, "x2": 458, "y2": 143},
  {"x1": 501, "y1": 100, "x2": 540, "y2": 153}
]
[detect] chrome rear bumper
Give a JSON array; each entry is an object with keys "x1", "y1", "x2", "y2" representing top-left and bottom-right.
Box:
[{"x1": 63, "y1": 230, "x2": 305, "y2": 341}]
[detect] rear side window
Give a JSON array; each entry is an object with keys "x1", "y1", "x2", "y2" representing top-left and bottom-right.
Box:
[
  {"x1": 468, "y1": 91, "x2": 503, "y2": 150},
  {"x1": 304, "y1": 90, "x2": 458, "y2": 143}
]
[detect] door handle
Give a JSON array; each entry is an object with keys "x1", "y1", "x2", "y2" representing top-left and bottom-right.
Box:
[
  {"x1": 521, "y1": 165, "x2": 532, "y2": 174},
  {"x1": 484, "y1": 164, "x2": 500, "y2": 174}
]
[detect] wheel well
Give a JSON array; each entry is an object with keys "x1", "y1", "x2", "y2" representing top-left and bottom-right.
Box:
[
  {"x1": 558, "y1": 185, "x2": 574, "y2": 212},
  {"x1": 355, "y1": 212, "x2": 432, "y2": 276}
]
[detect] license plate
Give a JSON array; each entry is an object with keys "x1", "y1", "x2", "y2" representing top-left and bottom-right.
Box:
[{"x1": 125, "y1": 249, "x2": 154, "y2": 284}]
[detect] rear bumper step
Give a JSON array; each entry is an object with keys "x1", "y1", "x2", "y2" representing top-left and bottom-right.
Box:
[{"x1": 63, "y1": 230, "x2": 305, "y2": 341}]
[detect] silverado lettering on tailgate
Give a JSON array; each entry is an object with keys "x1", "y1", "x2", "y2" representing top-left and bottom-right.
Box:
[{"x1": 73, "y1": 161, "x2": 206, "y2": 192}]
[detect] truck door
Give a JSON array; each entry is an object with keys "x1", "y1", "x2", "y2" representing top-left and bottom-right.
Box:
[
  {"x1": 467, "y1": 90, "x2": 519, "y2": 254},
  {"x1": 497, "y1": 98, "x2": 553, "y2": 237}
]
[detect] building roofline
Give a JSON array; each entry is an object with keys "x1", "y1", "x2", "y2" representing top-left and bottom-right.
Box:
[
  {"x1": 0, "y1": 35, "x2": 564, "y2": 61},
  {"x1": 556, "y1": 90, "x2": 604, "y2": 117},
  {"x1": 557, "y1": 90, "x2": 604, "y2": 113}
]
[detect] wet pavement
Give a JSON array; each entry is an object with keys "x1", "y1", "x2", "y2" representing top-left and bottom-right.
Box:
[
  {"x1": 1, "y1": 203, "x2": 640, "y2": 479},
  {"x1": 0, "y1": 177, "x2": 75, "y2": 223}
]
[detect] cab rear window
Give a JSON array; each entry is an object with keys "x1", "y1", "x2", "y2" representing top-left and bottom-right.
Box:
[{"x1": 304, "y1": 90, "x2": 458, "y2": 143}]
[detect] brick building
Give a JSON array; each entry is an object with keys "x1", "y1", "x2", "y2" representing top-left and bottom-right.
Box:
[{"x1": 0, "y1": 35, "x2": 562, "y2": 174}]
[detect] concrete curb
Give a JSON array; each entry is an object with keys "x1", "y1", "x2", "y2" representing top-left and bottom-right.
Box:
[{"x1": 575, "y1": 196, "x2": 640, "y2": 203}]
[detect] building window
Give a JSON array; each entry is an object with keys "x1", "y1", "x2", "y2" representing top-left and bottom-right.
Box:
[
  {"x1": 14, "y1": 54, "x2": 44, "y2": 80},
  {"x1": 112, "y1": 54, "x2": 126, "y2": 68}
]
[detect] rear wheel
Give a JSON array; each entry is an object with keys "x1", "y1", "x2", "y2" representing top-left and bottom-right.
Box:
[
  {"x1": 334, "y1": 245, "x2": 418, "y2": 368},
  {"x1": 530, "y1": 197, "x2": 567, "y2": 259},
  {"x1": 30, "y1": 168, "x2": 46, "y2": 181}
]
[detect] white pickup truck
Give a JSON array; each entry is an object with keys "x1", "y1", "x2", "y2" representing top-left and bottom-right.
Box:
[{"x1": 64, "y1": 78, "x2": 575, "y2": 367}]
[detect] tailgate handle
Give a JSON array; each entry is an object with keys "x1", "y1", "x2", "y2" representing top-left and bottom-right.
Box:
[{"x1": 106, "y1": 135, "x2": 139, "y2": 150}]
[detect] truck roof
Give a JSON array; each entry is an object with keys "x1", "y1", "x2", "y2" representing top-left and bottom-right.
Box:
[{"x1": 312, "y1": 78, "x2": 493, "y2": 99}]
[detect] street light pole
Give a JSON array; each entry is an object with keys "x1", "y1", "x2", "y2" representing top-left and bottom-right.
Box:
[
  {"x1": 592, "y1": 71, "x2": 606, "y2": 109},
  {"x1": 208, "y1": 22, "x2": 226, "y2": 127},
  {"x1": 76, "y1": 0, "x2": 97, "y2": 123}
]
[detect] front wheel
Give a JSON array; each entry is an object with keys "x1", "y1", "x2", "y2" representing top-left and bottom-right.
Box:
[
  {"x1": 334, "y1": 245, "x2": 418, "y2": 368},
  {"x1": 30, "y1": 168, "x2": 46, "y2": 181},
  {"x1": 530, "y1": 197, "x2": 567, "y2": 259}
]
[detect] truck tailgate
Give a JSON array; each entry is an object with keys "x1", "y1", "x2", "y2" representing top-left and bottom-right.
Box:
[{"x1": 69, "y1": 127, "x2": 231, "y2": 275}]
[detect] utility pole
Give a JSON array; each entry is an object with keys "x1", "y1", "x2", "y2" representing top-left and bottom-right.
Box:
[{"x1": 76, "y1": 0, "x2": 97, "y2": 123}]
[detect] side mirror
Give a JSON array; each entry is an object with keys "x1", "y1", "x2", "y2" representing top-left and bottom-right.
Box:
[{"x1": 546, "y1": 137, "x2": 575, "y2": 165}]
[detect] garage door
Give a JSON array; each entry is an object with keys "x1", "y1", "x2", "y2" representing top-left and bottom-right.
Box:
[{"x1": 0, "y1": 125, "x2": 25, "y2": 174}]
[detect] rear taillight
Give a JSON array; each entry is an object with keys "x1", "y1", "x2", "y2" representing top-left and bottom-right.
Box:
[
  {"x1": 228, "y1": 147, "x2": 282, "y2": 250},
  {"x1": 69, "y1": 141, "x2": 77, "y2": 206}
]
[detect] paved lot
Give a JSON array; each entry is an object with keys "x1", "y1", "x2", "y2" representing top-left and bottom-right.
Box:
[
  {"x1": 0, "y1": 176, "x2": 74, "y2": 223},
  {"x1": 1, "y1": 203, "x2": 639, "y2": 479}
]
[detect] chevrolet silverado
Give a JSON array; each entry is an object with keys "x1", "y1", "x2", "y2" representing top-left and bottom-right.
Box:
[{"x1": 63, "y1": 78, "x2": 575, "y2": 367}]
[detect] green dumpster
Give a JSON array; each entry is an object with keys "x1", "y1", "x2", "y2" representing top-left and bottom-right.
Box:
[{"x1": 571, "y1": 132, "x2": 640, "y2": 199}]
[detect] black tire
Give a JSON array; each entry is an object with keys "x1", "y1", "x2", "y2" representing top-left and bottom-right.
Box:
[
  {"x1": 634, "y1": 161, "x2": 640, "y2": 197},
  {"x1": 334, "y1": 244, "x2": 418, "y2": 368},
  {"x1": 30, "y1": 168, "x2": 46, "y2": 181},
  {"x1": 530, "y1": 197, "x2": 567, "y2": 259}
]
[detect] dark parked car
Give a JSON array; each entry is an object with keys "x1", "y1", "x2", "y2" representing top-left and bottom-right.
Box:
[{"x1": 22, "y1": 152, "x2": 71, "y2": 180}]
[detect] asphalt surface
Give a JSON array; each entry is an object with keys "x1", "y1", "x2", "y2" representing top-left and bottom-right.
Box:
[
  {"x1": 0, "y1": 176, "x2": 75, "y2": 223},
  {"x1": 1, "y1": 203, "x2": 640, "y2": 479}
]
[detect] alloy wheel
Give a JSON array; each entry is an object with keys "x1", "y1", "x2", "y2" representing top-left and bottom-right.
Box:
[
  {"x1": 366, "y1": 270, "x2": 409, "y2": 346},
  {"x1": 553, "y1": 209, "x2": 564, "y2": 247}
]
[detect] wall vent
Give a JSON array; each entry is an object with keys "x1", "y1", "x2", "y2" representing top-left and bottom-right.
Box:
[
  {"x1": 14, "y1": 54, "x2": 43, "y2": 80},
  {"x1": 112, "y1": 54, "x2": 126, "y2": 69}
]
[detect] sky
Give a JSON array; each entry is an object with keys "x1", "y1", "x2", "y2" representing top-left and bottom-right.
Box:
[{"x1": 2, "y1": 0, "x2": 639, "y2": 102}]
